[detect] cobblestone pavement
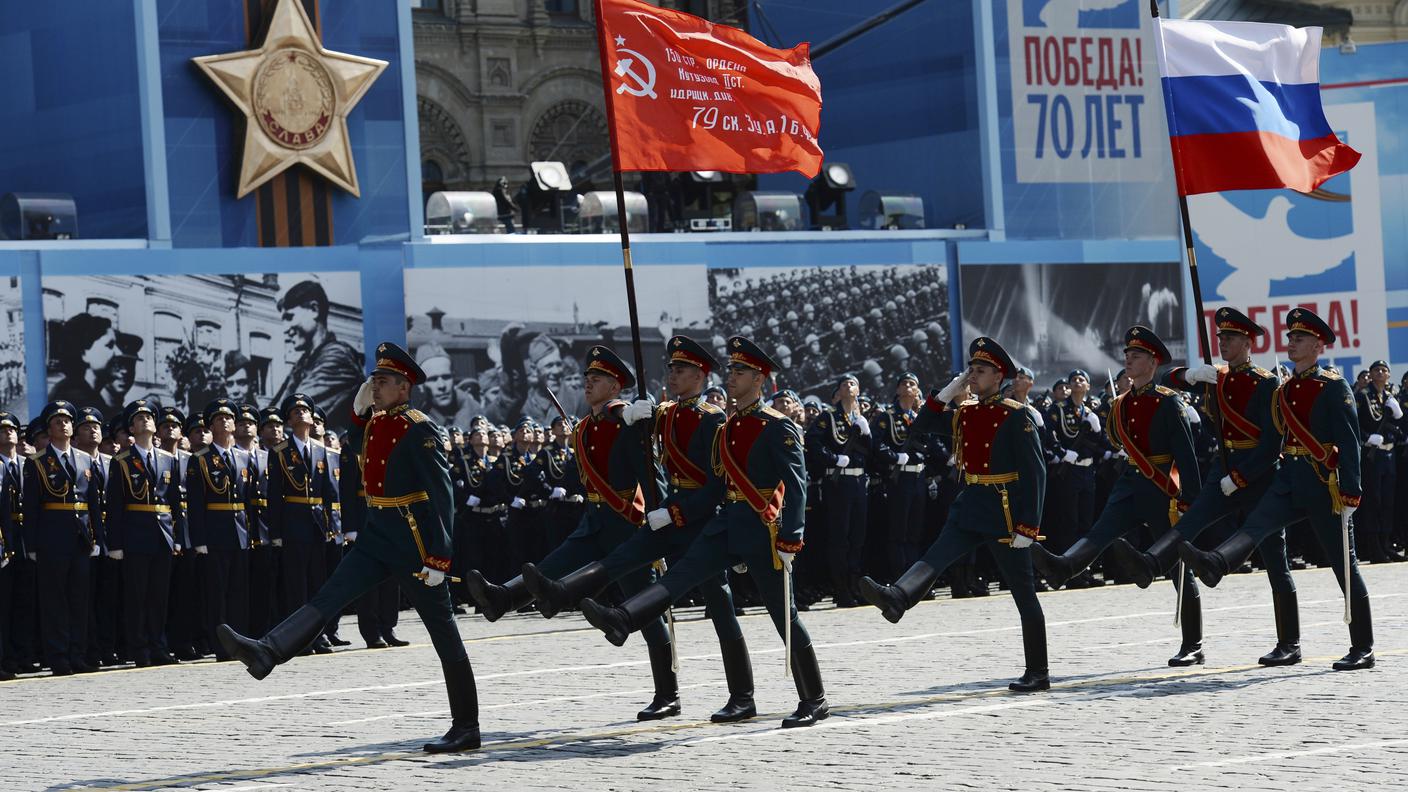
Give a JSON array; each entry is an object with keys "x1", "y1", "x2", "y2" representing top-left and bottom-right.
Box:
[{"x1": 4, "y1": 563, "x2": 1407, "y2": 791}]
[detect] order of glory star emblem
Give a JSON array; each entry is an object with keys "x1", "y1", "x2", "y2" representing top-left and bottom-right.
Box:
[{"x1": 192, "y1": 0, "x2": 387, "y2": 198}]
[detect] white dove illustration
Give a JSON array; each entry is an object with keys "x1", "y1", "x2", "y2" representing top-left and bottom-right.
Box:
[
  {"x1": 1193, "y1": 192, "x2": 1356, "y2": 301},
  {"x1": 1039, "y1": 0, "x2": 1133, "y2": 29}
]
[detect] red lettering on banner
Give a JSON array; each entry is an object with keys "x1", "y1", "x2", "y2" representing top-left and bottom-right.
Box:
[{"x1": 1020, "y1": 34, "x2": 1144, "y2": 88}]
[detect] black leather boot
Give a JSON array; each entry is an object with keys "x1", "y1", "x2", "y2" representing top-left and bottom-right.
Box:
[
  {"x1": 1178, "y1": 531, "x2": 1258, "y2": 588},
  {"x1": 711, "y1": 635, "x2": 756, "y2": 722},
  {"x1": 581, "y1": 583, "x2": 674, "y2": 647},
  {"x1": 523, "y1": 561, "x2": 609, "y2": 620},
  {"x1": 637, "y1": 642, "x2": 682, "y2": 721},
  {"x1": 464, "y1": 570, "x2": 531, "y2": 623},
  {"x1": 781, "y1": 642, "x2": 828, "y2": 728},
  {"x1": 424, "y1": 656, "x2": 481, "y2": 753},
  {"x1": 1168, "y1": 571, "x2": 1204, "y2": 667},
  {"x1": 858, "y1": 562, "x2": 938, "y2": 624},
  {"x1": 1030, "y1": 538, "x2": 1099, "y2": 589},
  {"x1": 217, "y1": 605, "x2": 327, "y2": 681},
  {"x1": 1333, "y1": 593, "x2": 1375, "y2": 670},
  {"x1": 1259, "y1": 589, "x2": 1302, "y2": 666},
  {"x1": 1105, "y1": 529, "x2": 1184, "y2": 589},
  {"x1": 1009, "y1": 627, "x2": 1050, "y2": 692}
]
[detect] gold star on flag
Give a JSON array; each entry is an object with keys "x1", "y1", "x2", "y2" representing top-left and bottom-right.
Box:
[{"x1": 193, "y1": 0, "x2": 387, "y2": 198}]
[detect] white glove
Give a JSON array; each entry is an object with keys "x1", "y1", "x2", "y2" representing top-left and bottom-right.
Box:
[
  {"x1": 569, "y1": 495, "x2": 584, "y2": 503},
  {"x1": 1009, "y1": 533, "x2": 1034, "y2": 549},
  {"x1": 195, "y1": 545, "x2": 209, "y2": 555},
  {"x1": 834, "y1": 454, "x2": 850, "y2": 469},
  {"x1": 353, "y1": 377, "x2": 374, "y2": 416},
  {"x1": 1183, "y1": 403, "x2": 1202, "y2": 425},
  {"x1": 777, "y1": 551, "x2": 795, "y2": 572},
  {"x1": 732, "y1": 562, "x2": 749, "y2": 574},
  {"x1": 646, "y1": 508, "x2": 672, "y2": 531},
  {"x1": 1074, "y1": 457, "x2": 1094, "y2": 467},
  {"x1": 1367, "y1": 433, "x2": 1385, "y2": 448},
  {"x1": 467, "y1": 494, "x2": 481, "y2": 507},
  {"x1": 420, "y1": 566, "x2": 445, "y2": 587},
  {"x1": 622, "y1": 399, "x2": 654, "y2": 426},
  {"x1": 344, "y1": 531, "x2": 358, "y2": 543},
  {"x1": 0, "y1": 556, "x2": 7, "y2": 569},
  {"x1": 1184, "y1": 364, "x2": 1219, "y2": 385},
  {"x1": 27, "y1": 552, "x2": 37, "y2": 561},
  {"x1": 89, "y1": 544, "x2": 100, "y2": 558},
  {"x1": 549, "y1": 487, "x2": 566, "y2": 500},
  {"x1": 852, "y1": 415, "x2": 870, "y2": 436},
  {"x1": 511, "y1": 497, "x2": 526, "y2": 510},
  {"x1": 1062, "y1": 450, "x2": 1078, "y2": 464},
  {"x1": 1220, "y1": 475, "x2": 1238, "y2": 497},
  {"x1": 1103, "y1": 450, "x2": 1113, "y2": 461},
  {"x1": 1115, "y1": 449, "x2": 1128, "y2": 460},
  {"x1": 107, "y1": 549, "x2": 124, "y2": 561},
  {"x1": 272, "y1": 538, "x2": 283, "y2": 547},
  {"x1": 895, "y1": 452, "x2": 910, "y2": 466},
  {"x1": 1388, "y1": 396, "x2": 1403, "y2": 419},
  {"x1": 174, "y1": 544, "x2": 183, "y2": 553},
  {"x1": 1083, "y1": 411, "x2": 1100, "y2": 432},
  {"x1": 937, "y1": 373, "x2": 968, "y2": 403}
]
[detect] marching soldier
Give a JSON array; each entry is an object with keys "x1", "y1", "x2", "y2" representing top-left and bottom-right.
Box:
[
  {"x1": 524, "y1": 335, "x2": 756, "y2": 723},
  {"x1": 268, "y1": 393, "x2": 337, "y2": 654},
  {"x1": 1030, "y1": 326, "x2": 1206, "y2": 667},
  {"x1": 187, "y1": 399, "x2": 254, "y2": 659},
  {"x1": 1353, "y1": 360, "x2": 1400, "y2": 562},
  {"x1": 859, "y1": 337, "x2": 1049, "y2": 691},
  {"x1": 1104, "y1": 308, "x2": 1299, "y2": 665},
  {"x1": 219, "y1": 342, "x2": 482, "y2": 753},
  {"x1": 580, "y1": 336, "x2": 829, "y2": 729},
  {"x1": 1180, "y1": 308, "x2": 1375, "y2": 671},
  {"x1": 104, "y1": 399, "x2": 183, "y2": 667},
  {"x1": 807, "y1": 374, "x2": 872, "y2": 607},
  {"x1": 23, "y1": 401, "x2": 104, "y2": 675},
  {"x1": 463, "y1": 346, "x2": 678, "y2": 721}
]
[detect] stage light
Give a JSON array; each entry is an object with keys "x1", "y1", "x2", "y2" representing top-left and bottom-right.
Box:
[
  {"x1": 519, "y1": 161, "x2": 577, "y2": 233},
  {"x1": 424, "y1": 191, "x2": 500, "y2": 234},
  {"x1": 680, "y1": 171, "x2": 733, "y2": 232},
  {"x1": 0, "y1": 193, "x2": 77, "y2": 240},
  {"x1": 733, "y1": 191, "x2": 805, "y2": 231},
  {"x1": 859, "y1": 191, "x2": 925, "y2": 230},
  {"x1": 804, "y1": 161, "x2": 855, "y2": 230},
  {"x1": 579, "y1": 190, "x2": 649, "y2": 234}
]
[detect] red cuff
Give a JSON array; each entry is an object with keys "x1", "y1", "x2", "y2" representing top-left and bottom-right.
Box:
[
  {"x1": 351, "y1": 409, "x2": 368, "y2": 428},
  {"x1": 924, "y1": 394, "x2": 947, "y2": 413},
  {"x1": 1341, "y1": 494, "x2": 1362, "y2": 509},
  {"x1": 424, "y1": 556, "x2": 452, "y2": 572},
  {"x1": 1013, "y1": 523, "x2": 1040, "y2": 539},
  {"x1": 1177, "y1": 500, "x2": 1191, "y2": 514},
  {"x1": 668, "y1": 503, "x2": 687, "y2": 528},
  {"x1": 1229, "y1": 469, "x2": 1249, "y2": 490},
  {"x1": 775, "y1": 538, "x2": 804, "y2": 554}
]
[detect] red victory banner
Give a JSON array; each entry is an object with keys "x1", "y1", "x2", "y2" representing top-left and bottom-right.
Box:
[{"x1": 594, "y1": 0, "x2": 823, "y2": 177}]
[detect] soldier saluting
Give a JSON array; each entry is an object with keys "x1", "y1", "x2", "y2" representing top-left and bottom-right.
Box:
[
  {"x1": 858, "y1": 338, "x2": 1050, "y2": 691},
  {"x1": 219, "y1": 342, "x2": 481, "y2": 753},
  {"x1": 1180, "y1": 308, "x2": 1375, "y2": 671}
]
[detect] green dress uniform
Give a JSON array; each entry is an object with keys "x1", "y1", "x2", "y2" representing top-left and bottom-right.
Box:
[
  {"x1": 522, "y1": 335, "x2": 754, "y2": 723},
  {"x1": 580, "y1": 336, "x2": 829, "y2": 729},
  {"x1": 859, "y1": 337, "x2": 1050, "y2": 691},
  {"x1": 462, "y1": 345, "x2": 676, "y2": 722},
  {"x1": 1104, "y1": 308, "x2": 1300, "y2": 666},
  {"x1": 1031, "y1": 326, "x2": 1207, "y2": 667},
  {"x1": 1181, "y1": 309, "x2": 1374, "y2": 671},
  {"x1": 219, "y1": 342, "x2": 481, "y2": 754}
]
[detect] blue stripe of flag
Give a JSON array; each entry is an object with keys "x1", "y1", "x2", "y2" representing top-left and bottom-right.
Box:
[{"x1": 1161, "y1": 75, "x2": 1334, "y2": 140}]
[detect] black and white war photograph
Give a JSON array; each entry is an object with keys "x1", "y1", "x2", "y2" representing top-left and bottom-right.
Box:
[
  {"x1": 404, "y1": 263, "x2": 710, "y2": 427},
  {"x1": 709, "y1": 263, "x2": 952, "y2": 398},
  {"x1": 959, "y1": 261, "x2": 1186, "y2": 384},
  {"x1": 40, "y1": 273, "x2": 364, "y2": 431},
  {"x1": 1, "y1": 275, "x2": 25, "y2": 419}
]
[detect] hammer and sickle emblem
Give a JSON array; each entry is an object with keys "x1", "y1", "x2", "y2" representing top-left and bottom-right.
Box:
[{"x1": 613, "y1": 46, "x2": 658, "y2": 99}]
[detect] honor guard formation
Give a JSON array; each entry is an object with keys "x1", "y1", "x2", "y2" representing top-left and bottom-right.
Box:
[{"x1": 0, "y1": 309, "x2": 1394, "y2": 750}]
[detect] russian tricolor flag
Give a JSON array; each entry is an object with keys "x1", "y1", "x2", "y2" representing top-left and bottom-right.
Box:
[{"x1": 1154, "y1": 19, "x2": 1359, "y2": 196}]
